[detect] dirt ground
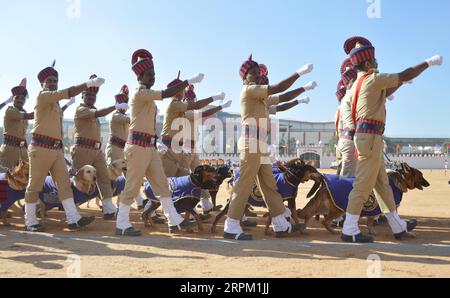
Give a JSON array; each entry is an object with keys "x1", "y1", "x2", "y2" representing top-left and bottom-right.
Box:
[{"x1": 1, "y1": 169, "x2": 449, "y2": 278}]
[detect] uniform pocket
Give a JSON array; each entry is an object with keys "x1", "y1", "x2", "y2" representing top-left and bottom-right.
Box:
[{"x1": 355, "y1": 134, "x2": 375, "y2": 157}]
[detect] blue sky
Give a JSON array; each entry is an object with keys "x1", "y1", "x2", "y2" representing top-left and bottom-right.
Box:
[{"x1": 0, "y1": 0, "x2": 449, "y2": 138}]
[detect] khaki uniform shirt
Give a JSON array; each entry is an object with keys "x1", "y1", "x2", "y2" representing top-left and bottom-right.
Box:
[
  {"x1": 74, "y1": 103, "x2": 101, "y2": 141},
  {"x1": 3, "y1": 107, "x2": 28, "y2": 139},
  {"x1": 31, "y1": 89, "x2": 69, "y2": 140},
  {"x1": 340, "y1": 93, "x2": 355, "y2": 130},
  {"x1": 349, "y1": 71, "x2": 399, "y2": 123},
  {"x1": 162, "y1": 99, "x2": 189, "y2": 138},
  {"x1": 129, "y1": 85, "x2": 163, "y2": 135},
  {"x1": 110, "y1": 111, "x2": 130, "y2": 140}
]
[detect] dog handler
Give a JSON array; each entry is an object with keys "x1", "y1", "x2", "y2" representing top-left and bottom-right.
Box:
[
  {"x1": 72, "y1": 75, "x2": 126, "y2": 221},
  {"x1": 161, "y1": 72, "x2": 226, "y2": 178},
  {"x1": 341, "y1": 36, "x2": 444, "y2": 243},
  {"x1": 182, "y1": 84, "x2": 232, "y2": 213},
  {"x1": 223, "y1": 55, "x2": 314, "y2": 240},
  {"x1": 116, "y1": 49, "x2": 205, "y2": 236},
  {"x1": 24, "y1": 61, "x2": 105, "y2": 232},
  {"x1": 0, "y1": 79, "x2": 34, "y2": 169},
  {"x1": 337, "y1": 58, "x2": 358, "y2": 178}
]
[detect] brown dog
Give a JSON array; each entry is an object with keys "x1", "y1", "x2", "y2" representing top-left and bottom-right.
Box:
[
  {"x1": 1, "y1": 160, "x2": 30, "y2": 225},
  {"x1": 298, "y1": 163, "x2": 430, "y2": 235},
  {"x1": 211, "y1": 159, "x2": 319, "y2": 234}
]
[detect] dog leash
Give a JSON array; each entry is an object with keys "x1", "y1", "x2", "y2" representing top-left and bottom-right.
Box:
[{"x1": 163, "y1": 149, "x2": 191, "y2": 173}]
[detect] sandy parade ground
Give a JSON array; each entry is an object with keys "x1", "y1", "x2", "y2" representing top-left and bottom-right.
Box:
[{"x1": 1, "y1": 169, "x2": 449, "y2": 278}]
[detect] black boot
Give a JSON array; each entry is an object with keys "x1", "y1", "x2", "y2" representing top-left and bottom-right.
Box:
[
  {"x1": 341, "y1": 233, "x2": 374, "y2": 243},
  {"x1": 394, "y1": 219, "x2": 417, "y2": 240},
  {"x1": 116, "y1": 227, "x2": 142, "y2": 237},
  {"x1": 275, "y1": 223, "x2": 305, "y2": 238},
  {"x1": 68, "y1": 216, "x2": 95, "y2": 230},
  {"x1": 25, "y1": 224, "x2": 46, "y2": 233}
]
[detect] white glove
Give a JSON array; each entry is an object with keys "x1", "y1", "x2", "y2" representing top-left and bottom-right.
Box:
[
  {"x1": 115, "y1": 103, "x2": 129, "y2": 110},
  {"x1": 296, "y1": 64, "x2": 314, "y2": 77},
  {"x1": 66, "y1": 97, "x2": 76, "y2": 107},
  {"x1": 222, "y1": 100, "x2": 232, "y2": 109},
  {"x1": 303, "y1": 81, "x2": 318, "y2": 91},
  {"x1": 425, "y1": 55, "x2": 443, "y2": 67},
  {"x1": 156, "y1": 142, "x2": 168, "y2": 154},
  {"x1": 298, "y1": 97, "x2": 311, "y2": 104},
  {"x1": 3, "y1": 96, "x2": 13, "y2": 105},
  {"x1": 212, "y1": 92, "x2": 225, "y2": 102},
  {"x1": 387, "y1": 95, "x2": 395, "y2": 101},
  {"x1": 86, "y1": 77, "x2": 106, "y2": 88},
  {"x1": 187, "y1": 73, "x2": 205, "y2": 85}
]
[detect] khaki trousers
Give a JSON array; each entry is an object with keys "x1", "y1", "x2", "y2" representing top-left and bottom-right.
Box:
[
  {"x1": 0, "y1": 144, "x2": 28, "y2": 169},
  {"x1": 105, "y1": 143, "x2": 125, "y2": 166},
  {"x1": 347, "y1": 133, "x2": 397, "y2": 215},
  {"x1": 161, "y1": 149, "x2": 190, "y2": 177},
  {"x1": 227, "y1": 150, "x2": 286, "y2": 220},
  {"x1": 25, "y1": 146, "x2": 73, "y2": 203},
  {"x1": 120, "y1": 145, "x2": 171, "y2": 206},
  {"x1": 72, "y1": 146, "x2": 113, "y2": 199},
  {"x1": 338, "y1": 138, "x2": 357, "y2": 178}
]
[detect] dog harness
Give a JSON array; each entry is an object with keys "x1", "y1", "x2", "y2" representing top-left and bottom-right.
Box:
[
  {"x1": 232, "y1": 166, "x2": 298, "y2": 208},
  {"x1": 322, "y1": 174, "x2": 403, "y2": 217},
  {"x1": 0, "y1": 173, "x2": 26, "y2": 212},
  {"x1": 143, "y1": 176, "x2": 202, "y2": 214}
]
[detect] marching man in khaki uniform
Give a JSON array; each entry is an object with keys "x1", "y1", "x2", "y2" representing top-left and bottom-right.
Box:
[
  {"x1": 72, "y1": 75, "x2": 127, "y2": 220},
  {"x1": 24, "y1": 61, "x2": 105, "y2": 232},
  {"x1": 161, "y1": 72, "x2": 226, "y2": 178},
  {"x1": 341, "y1": 36, "x2": 444, "y2": 243},
  {"x1": 0, "y1": 79, "x2": 34, "y2": 169},
  {"x1": 337, "y1": 59, "x2": 358, "y2": 178},
  {"x1": 116, "y1": 49, "x2": 205, "y2": 236},
  {"x1": 224, "y1": 55, "x2": 314, "y2": 240},
  {"x1": 334, "y1": 81, "x2": 346, "y2": 175},
  {"x1": 105, "y1": 85, "x2": 145, "y2": 209},
  {"x1": 105, "y1": 85, "x2": 130, "y2": 166},
  {"x1": 182, "y1": 84, "x2": 232, "y2": 213}
]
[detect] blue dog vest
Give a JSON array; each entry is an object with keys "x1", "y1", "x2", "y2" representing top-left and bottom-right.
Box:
[
  {"x1": 232, "y1": 167, "x2": 298, "y2": 208},
  {"x1": 0, "y1": 173, "x2": 26, "y2": 212},
  {"x1": 323, "y1": 174, "x2": 403, "y2": 217}
]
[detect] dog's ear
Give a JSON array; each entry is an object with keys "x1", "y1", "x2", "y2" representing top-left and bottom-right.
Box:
[{"x1": 75, "y1": 168, "x2": 85, "y2": 181}]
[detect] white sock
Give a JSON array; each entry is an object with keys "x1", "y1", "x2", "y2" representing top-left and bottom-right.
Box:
[
  {"x1": 143, "y1": 199, "x2": 152, "y2": 213},
  {"x1": 135, "y1": 193, "x2": 144, "y2": 207},
  {"x1": 342, "y1": 213, "x2": 361, "y2": 236},
  {"x1": 25, "y1": 202, "x2": 39, "y2": 227},
  {"x1": 160, "y1": 197, "x2": 183, "y2": 227},
  {"x1": 116, "y1": 203, "x2": 132, "y2": 230},
  {"x1": 61, "y1": 198, "x2": 82, "y2": 225},
  {"x1": 102, "y1": 198, "x2": 117, "y2": 215},
  {"x1": 284, "y1": 207, "x2": 292, "y2": 219},
  {"x1": 385, "y1": 211, "x2": 407, "y2": 234},
  {"x1": 271, "y1": 214, "x2": 291, "y2": 232},
  {"x1": 224, "y1": 217, "x2": 244, "y2": 234},
  {"x1": 200, "y1": 198, "x2": 214, "y2": 212}
]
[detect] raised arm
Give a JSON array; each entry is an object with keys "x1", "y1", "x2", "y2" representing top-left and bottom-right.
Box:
[
  {"x1": 95, "y1": 106, "x2": 116, "y2": 118},
  {"x1": 162, "y1": 73, "x2": 205, "y2": 99},
  {"x1": 268, "y1": 64, "x2": 314, "y2": 96},
  {"x1": 187, "y1": 92, "x2": 225, "y2": 111},
  {"x1": 275, "y1": 100, "x2": 300, "y2": 113},
  {"x1": 68, "y1": 77, "x2": 105, "y2": 98},
  {"x1": 397, "y1": 55, "x2": 443, "y2": 84}
]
